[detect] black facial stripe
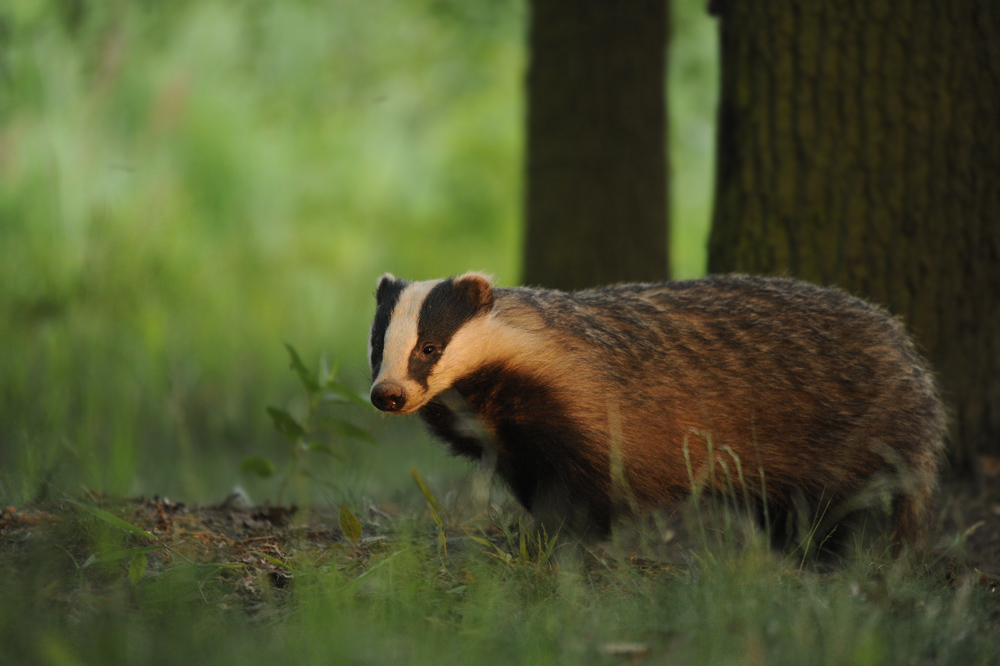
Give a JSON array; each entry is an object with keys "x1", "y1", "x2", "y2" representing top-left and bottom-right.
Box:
[
  {"x1": 369, "y1": 278, "x2": 406, "y2": 379},
  {"x1": 407, "y1": 279, "x2": 487, "y2": 387}
]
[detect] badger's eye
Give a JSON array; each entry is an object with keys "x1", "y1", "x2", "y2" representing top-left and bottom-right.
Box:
[{"x1": 421, "y1": 344, "x2": 437, "y2": 356}]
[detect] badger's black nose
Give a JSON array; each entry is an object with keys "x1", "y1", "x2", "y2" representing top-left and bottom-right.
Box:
[{"x1": 371, "y1": 381, "x2": 407, "y2": 412}]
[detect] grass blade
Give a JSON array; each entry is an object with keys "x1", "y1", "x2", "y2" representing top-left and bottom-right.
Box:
[
  {"x1": 128, "y1": 552, "x2": 148, "y2": 586},
  {"x1": 252, "y1": 551, "x2": 294, "y2": 572},
  {"x1": 83, "y1": 546, "x2": 164, "y2": 568},
  {"x1": 68, "y1": 500, "x2": 157, "y2": 541},
  {"x1": 410, "y1": 467, "x2": 442, "y2": 527}
]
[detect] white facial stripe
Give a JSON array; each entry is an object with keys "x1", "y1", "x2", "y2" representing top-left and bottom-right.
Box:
[
  {"x1": 429, "y1": 314, "x2": 590, "y2": 396},
  {"x1": 423, "y1": 316, "x2": 495, "y2": 391},
  {"x1": 374, "y1": 279, "x2": 440, "y2": 386},
  {"x1": 422, "y1": 315, "x2": 527, "y2": 396}
]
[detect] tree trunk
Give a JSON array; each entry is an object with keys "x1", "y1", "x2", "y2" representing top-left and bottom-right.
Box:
[
  {"x1": 523, "y1": 0, "x2": 669, "y2": 291},
  {"x1": 709, "y1": 0, "x2": 1000, "y2": 471}
]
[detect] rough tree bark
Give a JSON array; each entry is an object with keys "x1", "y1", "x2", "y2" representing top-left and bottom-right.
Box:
[
  {"x1": 523, "y1": 0, "x2": 669, "y2": 291},
  {"x1": 708, "y1": 0, "x2": 1000, "y2": 471}
]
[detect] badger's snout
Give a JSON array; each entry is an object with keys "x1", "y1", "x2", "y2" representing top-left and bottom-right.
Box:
[{"x1": 371, "y1": 381, "x2": 407, "y2": 412}]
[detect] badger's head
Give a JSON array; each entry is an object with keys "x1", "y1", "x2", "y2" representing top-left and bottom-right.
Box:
[{"x1": 368, "y1": 272, "x2": 495, "y2": 414}]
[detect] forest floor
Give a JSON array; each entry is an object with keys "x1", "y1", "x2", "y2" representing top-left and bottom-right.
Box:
[
  {"x1": 2, "y1": 462, "x2": 1000, "y2": 666},
  {"x1": 940, "y1": 456, "x2": 1000, "y2": 578},
  {"x1": 2, "y1": 458, "x2": 999, "y2": 613}
]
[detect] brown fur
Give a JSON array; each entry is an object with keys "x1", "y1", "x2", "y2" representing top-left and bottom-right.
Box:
[{"x1": 371, "y1": 273, "x2": 947, "y2": 550}]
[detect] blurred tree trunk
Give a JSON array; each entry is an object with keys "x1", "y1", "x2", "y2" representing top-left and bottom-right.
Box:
[
  {"x1": 523, "y1": 0, "x2": 669, "y2": 291},
  {"x1": 708, "y1": 0, "x2": 1000, "y2": 472}
]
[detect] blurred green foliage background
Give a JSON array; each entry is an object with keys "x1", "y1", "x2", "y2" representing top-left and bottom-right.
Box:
[{"x1": 0, "y1": 0, "x2": 717, "y2": 506}]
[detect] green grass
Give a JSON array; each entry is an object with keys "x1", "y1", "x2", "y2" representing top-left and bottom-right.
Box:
[{"x1": 2, "y1": 495, "x2": 998, "y2": 665}]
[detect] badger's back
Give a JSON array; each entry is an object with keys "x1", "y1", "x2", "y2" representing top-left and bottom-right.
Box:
[{"x1": 370, "y1": 273, "x2": 946, "y2": 545}]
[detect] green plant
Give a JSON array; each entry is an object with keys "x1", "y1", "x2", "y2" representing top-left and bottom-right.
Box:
[
  {"x1": 242, "y1": 344, "x2": 374, "y2": 503},
  {"x1": 339, "y1": 504, "x2": 364, "y2": 549},
  {"x1": 469, "y1": 519, "x2": 561, "y2": 574},
  {"x1": 68, "y1": 500, "x2": 181, "y2": 587},
  {"x1": 66, "y1": 499, "x2": 243, "y2": 589},
  {"x1": 411, "y1": 467, "x2": 448, "y2": 557}
]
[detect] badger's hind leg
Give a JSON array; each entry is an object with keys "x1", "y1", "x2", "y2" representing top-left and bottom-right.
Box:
[
  {"x1": 887, "y1": 442, "x2": 941, "y2": 551},
  {"x1": 889, "y1": 496, "x2": 921, "y2": 550},
  {"x1": 888, "y1": 479, "x2": 935, "y2": 551}
]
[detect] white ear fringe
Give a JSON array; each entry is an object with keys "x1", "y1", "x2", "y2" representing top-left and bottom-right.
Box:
[{"x1": 455, "y1": 271, "x2": 496, "y2": 288}]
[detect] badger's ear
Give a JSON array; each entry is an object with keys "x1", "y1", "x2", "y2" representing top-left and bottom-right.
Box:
[
  {"x1": 453, "y1": 272, "x2": 495, "y2": 314},
  {"x1": 375, "y1": 273, "x2": 401, "y2": 304}
]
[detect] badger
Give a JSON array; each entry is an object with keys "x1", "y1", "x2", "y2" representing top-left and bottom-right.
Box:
[{"x1": 368, "y1": 272, "x2": 946, "y2": 548}]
